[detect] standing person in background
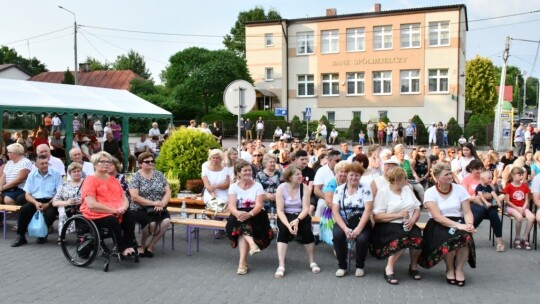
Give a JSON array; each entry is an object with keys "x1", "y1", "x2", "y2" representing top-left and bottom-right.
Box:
[
  {"x1": 397, "y1": 123, "x2": 404, "y2": 145},
  {"x1": 51, "y1": 115, "x2": 61, "y2": 133},
  {"x1": 367, "y1": 120, "x2": 375, "y2": 145},
  {"x1": 110, "y1": 120, "x2": 122, "y2": 143},
  {"x1": 72, "y1": 117, "x2": 80, "y2": 133},
  {"x1": 405, "y1": 123, "x2": 415, "y2": 148},
  {"x1": 44, "y1": 115, "x2": 52, "y2": 133},
  {"x1": 93, "y1": 119, "x2": 102, "y2": 137},
  {"x1": 427, "y1": 122, "x2": 437, "y2": 149},
  {"x1": 256, "y1": 117, "x2": 265, "y2": 141},
  {"x1": 245, "y1": 118, "x2": 253, "y2": 140},
  {"x1": 525, "y1": 124, "x2": 534, "y2": 153},
  {"x1": 436, "y1": 122, "x2": 445, "y2": 148},
  {"x1": 377, "y1": 118, "x2": 387, "y2": 146},
  {"x1": 514, "y1": 123, "x2": 525, "y2": 156},
  {"x1": 102, "y1": 122, "x2": 111, "y2": 141},
  {"x1": 187, "y1": 120, "x2": 197, "y2": 129},
  {"x1": 212, "y1": 121, "x2": 223, "y2": 147},
  {"x1": 148, "y1": 122, "x2": 161, "y2": 137}
]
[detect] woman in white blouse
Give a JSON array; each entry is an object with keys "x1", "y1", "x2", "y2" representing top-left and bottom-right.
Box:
[
  {"x1": 202, "y1": 149, "x2": 230, "y2": 205},
  {"x1": 370, "y1": 167, "x2": 423, "y2": 285}
]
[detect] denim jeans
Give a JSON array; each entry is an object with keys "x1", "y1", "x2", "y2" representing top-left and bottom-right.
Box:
[
  {"x1": 470, "y1": 203, "x2": 502, "y2": 237},
  {"x1": 333, "y1": 224, "x2": 372, "y2": 270}
]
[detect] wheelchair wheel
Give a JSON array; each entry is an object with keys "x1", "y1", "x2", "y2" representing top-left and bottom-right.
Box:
[{"x1": 60, "y1": 215, "x2": 100, "y2": 267}]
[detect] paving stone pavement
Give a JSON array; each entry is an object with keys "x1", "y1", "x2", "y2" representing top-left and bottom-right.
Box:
[{"x1": 0, "y1": 209, "x2": 538, "y2": 304}]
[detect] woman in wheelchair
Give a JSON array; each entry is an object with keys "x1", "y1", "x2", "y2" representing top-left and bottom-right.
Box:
[
  {"x1": 80, "y1": 151, "x2": 137, "y2": 258},
  {"x1": 53, "y1": 162, "x2": 85, "y2": 241}
]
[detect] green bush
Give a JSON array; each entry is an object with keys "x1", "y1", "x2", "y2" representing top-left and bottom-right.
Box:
[
  {"x1": 464, "y1": 114, "x2": 490, "y2": 146},
  {"x1": 411, "y1": 115, "x2": 427, "y2": 145},
  {"x1": 289, "y1": 115, "x2": 304, "y2": 136},
  {"x1": 446, "y1": 117, "x2": 463, "y2": 146},
  {"x1": 348, "y1": 116, "x2": 365, "y2": 142},
  {"x1": 155, "y1": 127, "x2": 218, "y2": 189}
]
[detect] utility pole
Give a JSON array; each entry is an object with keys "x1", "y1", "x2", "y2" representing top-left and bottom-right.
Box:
[
  {"x1": 523, "y1": 71, "x2": 528, "y2": 117},
  {"x1": 493, "y1": 36, "x2": 510, "y2": 151},
  {"x1": 59, "y1": 6, "x2": 78, "y2": 85}
]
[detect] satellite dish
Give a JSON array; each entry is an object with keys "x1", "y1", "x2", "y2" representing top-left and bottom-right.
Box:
[{"x1": 223, "y1": 80, "x2": 256, "y2": 116}]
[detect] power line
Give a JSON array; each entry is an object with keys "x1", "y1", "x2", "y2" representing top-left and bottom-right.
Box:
[
  {"x1": 1, "y1": 26, "x2": 72, "y2": 45},
  {"x1": 78, "y1": 30, "x2": 110, "y2": 62}
]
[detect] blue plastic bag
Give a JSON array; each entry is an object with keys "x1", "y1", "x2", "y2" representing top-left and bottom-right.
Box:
[{"x1": 28, "y1": 211, "x2": 48, "y2": 238}]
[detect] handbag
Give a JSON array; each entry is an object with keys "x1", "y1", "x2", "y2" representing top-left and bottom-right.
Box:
[
  {"x1": 28, "y1": 211, "x2": 48, "y2": 238},
  {"x1": 205, "y1": 197, "x2": 228, "y2": 218}
]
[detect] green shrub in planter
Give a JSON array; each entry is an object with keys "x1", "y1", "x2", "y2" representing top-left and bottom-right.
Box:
[
  {"x1": 411, "y1": 115, "x2": 427, "y2": 145},
  {"x1": 155, "y1": 127, "x2": 218, "y2": 189},
  {"x1": 348, "y1": 116, "x2": 365, "y2": 142},
  {"x1": 446, "y1": 117, "x2": 463, "y2": 146}
]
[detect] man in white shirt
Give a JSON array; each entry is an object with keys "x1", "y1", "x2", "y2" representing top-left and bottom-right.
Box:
[
  {"x1": 240, "y1": 140, "x2": 254, "y2": 162},
  {"x1": 51, "y1": 115, "x2": 62, "y2": 133},
  {"x1": 68, "y1": 148, "x2": 94, "y2": 179},
  {"x1": 312, "y1": 150, "x2": 342, "y2": 239},
  {"x1": 148, "y1": 122, "x2": 161, "y2": 137},
  {"x1": 427, "y1": 122, "x2": 436, "y2": 148},
  {"x1": 273, "y1": 126, "x2": 283, "y2": 142},
  {"x1": 134, "y1": 134, "x2": 152, "y2": 157},
  {"x1": 346, "y1": 144, "x2": 364, "y2": 163},
  {"x1": 35, "y1": 144, "x2": 66, "y2": 176}
]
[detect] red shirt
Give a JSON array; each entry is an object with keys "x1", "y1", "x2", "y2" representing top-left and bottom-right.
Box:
[
  {"x1": 80, "y1": 175, "x2": 125, "y2": 220},
  {"x1": 503, "y1": 182, "x2": 530, "y2": 207}
]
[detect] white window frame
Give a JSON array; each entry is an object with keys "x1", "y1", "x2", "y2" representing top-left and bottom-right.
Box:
[
  {"x1": 346, "y1": 72, "x2": 365, "y2": 96},
  {"x1": 297, "y1": 31, "x2": 314, "y2": 55},
  {"x1": 429, "y1": 21, "x2": 450, "y2": 47},
  {"x1": 372, "y1": 71, "x2": 392, "y2": 95},
  {"x1": 265, "y1": 33, "x2": 273, "y2": 47},
  {"x1": 327, "y1": 111, "x2": 335, "y2": 124},
  {"x1": 298, "y1": 74, "x2": 315, "y2": 97},
  {"x1": 373, "y1": 25, "x2": 392, "y2": 50},
  {"x1": 352, "y1": 111, "x2": 362, "y2": 120},
  {"x1": 265, "y1": 67, "x2": 274, "y2": 81},
  {"x1": 322, "y1": 73, "x2": 339, "y2": 96},
  {"x1": 428, "y1": 69, "x2": 449, "y2": 94},
  {"x1": 400, "y1": 23, "x2": 421, "y2": 48},
  {"x1": 346, "y1": 28, "x2": 365, "y2": 52},
  {"x1": 378, "y1": 111, "x2": 388, "y2": 120},
  {"x1": 400, "y1": 70, "x2": 420, "y2": 94},
  {"x1": 321, "y1": 30, "x2": 339, "y2": 54}
]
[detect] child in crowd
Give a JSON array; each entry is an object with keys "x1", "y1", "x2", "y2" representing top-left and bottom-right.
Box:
[
  {"x1": 475, "y1": 171, "x2": 503, "y2": 209},
  {"x1": 503, "y1": 166, "x2": 535, "y2": 250},
  {"x1": 358, "y1": 130, "x2": 365, "y2": 146}
]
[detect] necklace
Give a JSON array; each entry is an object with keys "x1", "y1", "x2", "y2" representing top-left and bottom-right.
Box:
[{"x1": 436, "y1": 183, "x2": 452, "y2": 195}]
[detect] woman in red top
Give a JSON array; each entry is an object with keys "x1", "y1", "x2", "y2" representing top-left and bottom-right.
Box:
[
  {"x1": 503, "y1": 166, "x2": 535, "y2": 250},
  {"x1": 80, "y1": 151, "x2": 137, "y2": 257},
  {"x1": 32, "y1": 130, "x2": 48, "y2": 151}
]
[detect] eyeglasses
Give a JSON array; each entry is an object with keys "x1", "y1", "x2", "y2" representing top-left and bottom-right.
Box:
[
  {"x1": 253, "y1": 154, "x2": 262, "y2": 157},
  {"x1": 98, "y1": 160, "x2": 111, "y2": 164},
  {"x1": 419, "y1": 150, "x2": 426, "y2": 152},
  {"x1": 448, "y1": 151, "x2": 455, "y2": 154},
  {"x1": 142, "y1": 160, "x2": 155, "y2": 164}
]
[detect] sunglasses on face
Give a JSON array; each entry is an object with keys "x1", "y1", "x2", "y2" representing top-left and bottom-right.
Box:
[
  {"x1": 253, "y1": 154, "x2": 262, "y2": 157},
  {"x1": 142, "y1": 160, "x2": 155, "y2": 164}
]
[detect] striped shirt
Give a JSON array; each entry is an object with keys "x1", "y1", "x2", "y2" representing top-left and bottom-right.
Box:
[{"x1": 3, "y1": 158, "x2": 33, "y2": 189}]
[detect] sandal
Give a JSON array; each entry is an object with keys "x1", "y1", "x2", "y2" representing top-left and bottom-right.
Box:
[
  {"x1": 514, "y1": 239, "x2": 522, "y2": 249},
  {"x1": 496, "y1": 242, "x2": 505, "y2": 252},
  {"x1": 249, "y1": 245, "x2": 260, "y2": 256},
  {"x1": 408, "y1": 265, "x2": 422, "y2": 280},
  {"x1": 274, "y1": 266, "x2": 285, "y2": 278},
  {"x1": 522, "y1": 240, "x2": 532, "y2": 251},
  {"x1": 456, "y1": 279, "x2": 466, "y2": 287},
  {"x1": 237, "y1": 264, "x2": 248, "y2": 275},
  {"x1": 310, "y1": 262, "x2": 321, "y2": 274},
  {"x1": 384, "y1": 271, "x2": 399, "y2": 285}
]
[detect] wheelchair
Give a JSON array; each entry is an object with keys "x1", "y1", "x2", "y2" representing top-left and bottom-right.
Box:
[{"x1": 59, "y1": 214, "x2": 139, "y2": 272}]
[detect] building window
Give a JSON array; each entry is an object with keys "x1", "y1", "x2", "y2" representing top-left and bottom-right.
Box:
[
  {"x1": 298, "y1": 74, "x2": 315, "y2": 96},
  {"x1": 378, "y1": 111, "x2": 388, "y2": 120},
  {"x1": 346, "y1": 72, "x2": 365, "y2": 95},
  {"x1": 265, "y1": 33, "x2": 273, "y2": 46},
  {"x1": 429, "y1": 21, "x2": 450, "y2": 47},
  {"x1": 373, "y1": 25, "x2": 392, "y2": 50},
  {"x1": 353, "y1": 111, "x2": 361, "y2": 120},
  {"x1": 297, "y1": 31, "x2": 314, "y2": 55},
  {"x1": 327, "y1": 111, "x2": 335, "y2": 124},
  {"x1": 322, "y1": 74, "x2": 339, "y2": 96},
  {"x1": 346, "y1": 28, "x2": 365, "y2": 52},
  {"x1": 400, "y1": 70, "x2": 420, "y2": 94},
  {"x1": 373, "y1": 71, "x2": 392, "y2": 95},
  {"x1": 428, "y1": 69, "x2": 449, "y2": 93},
  {"x1": 400, "y1": 23, "x2": 421, "y2": 48},
  {"x1": 321, "y1": 30, "x2": 339, "y2": 53},
  {"x1": 265, "y1": 68, "x2": 274, "y2": 81}
]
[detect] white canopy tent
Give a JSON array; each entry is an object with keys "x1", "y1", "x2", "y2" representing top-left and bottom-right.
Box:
[{"x1": 0, "y1": 78, "x2": 172, "y2": 167}]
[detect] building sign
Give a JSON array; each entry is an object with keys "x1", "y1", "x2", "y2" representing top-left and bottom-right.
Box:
[{"x1": 333, "y1": 57, "x2": 408, "y2": 66}]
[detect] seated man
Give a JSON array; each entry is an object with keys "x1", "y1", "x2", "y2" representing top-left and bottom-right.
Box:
[
  {"x1": 134, "y1": 134, "x2": 151, "y2": 158},
  {"x1": 329, "y1": 128, "x2": 338, "y2": 145},
  {"x1": 273, "y1": 126, "x2": 283, "y2": 142},
  {"x1": 69, "y1": 148, "x2": 94, "y2": 178},
  {"x1": 35, "y1": 144, "x2": 66, "y2": 177},
  {"x1": 11, "y1": 155, "x2": 62, "y2": 247},
  {"x1": 50, "y1": 131, "x2": 66, "y2": 158}
]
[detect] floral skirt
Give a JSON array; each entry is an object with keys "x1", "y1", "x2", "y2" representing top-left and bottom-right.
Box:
[
  {"x1": 226, "y1": 208, "x2": 273, "y2": 250},
  {"x1": 369, "y1": 222, "x2": 423, "y2": 259},
  {"x1": 418, "y1": 217, "x2": 476, "y2": 269}
]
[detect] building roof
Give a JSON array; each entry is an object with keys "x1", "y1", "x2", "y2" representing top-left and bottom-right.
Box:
[
  {"x1": 29, "y1": 70, "x2": 143, "y2": 90},
  {"x1": 0, "y1": 64, "x2": 32, "y2": 76},
  {"x1": 246, "y1": 4, "x2": 468, "y2": 30},
  {"x1": 497, "y1": 85, "x2": 513, "y2": 102}
]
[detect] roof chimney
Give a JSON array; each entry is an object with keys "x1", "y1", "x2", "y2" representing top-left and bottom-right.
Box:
[
  {"x1": 326, "y1": 8, "x2": 337, "y2": 16},
  {"x1": 374, "y1": 3, "x2": 382, "y2": 12},
  {"x1": 79, "y1": 63, "x2": 91, "y2": 72}
]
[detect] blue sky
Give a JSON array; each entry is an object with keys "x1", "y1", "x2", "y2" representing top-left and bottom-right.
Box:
[{"x1": 1, "y1": 0, "x2": 539, "y2": 82}]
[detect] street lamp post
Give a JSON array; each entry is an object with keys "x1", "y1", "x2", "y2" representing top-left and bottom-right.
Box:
[
  {"x1": 493, "y1": 36, "x2": 510, "y2": 151},
  {"x1": 523, "y1": 72, "x2": 528, "y2": 117},
  {"x1": 58, "y1": 6, "x2": 78, "y2": 85}
]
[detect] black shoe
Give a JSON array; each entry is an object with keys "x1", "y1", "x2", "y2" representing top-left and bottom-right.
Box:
[
  {"x1": 36, "y1": 237, "x2": 47, "y2": 244},
  {"x1": 11, "y1": 237, "x2": 28, "y2": 247}
]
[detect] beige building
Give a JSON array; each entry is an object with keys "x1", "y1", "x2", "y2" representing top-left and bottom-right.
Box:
[{"x1": 245, "y1": 4, "x2": 468, "y2": 125}]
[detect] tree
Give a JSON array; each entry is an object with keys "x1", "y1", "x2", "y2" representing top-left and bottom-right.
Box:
[
  {"x1": 0, "y1": 46, "x2": 47, "y2": 76},
  {"x1": 162, "y1": 47, "x2": 253, "y2": 119},
  {"x1": 113, "y1": 50, "x2": 151, "y2": 79},
  {"x1": 223, "y1": 6, "x2": 281, "y2": 57},
  {"x1": 84, "y1": 56, "x2": 111, "y2": 71},
  {"x1": 61, "y1": 68, "x2": 74, "y2": 85},
  {"x1": 465, "y1": 56, "x2": 498, "y2": 117}
]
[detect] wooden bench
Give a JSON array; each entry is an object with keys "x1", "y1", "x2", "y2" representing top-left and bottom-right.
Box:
[
  {"x1": 0, "y1": 205, "x2": 21, "y2": 239},
  {"x1": 168, "y1": 207, "x2": 230, "y2": 219},
  {"x1": 169, "y1": 198, "x2": 205, "y2": 209},
  {"x1": 169, "y1": 217, "x2": 226, "y2": 256}
]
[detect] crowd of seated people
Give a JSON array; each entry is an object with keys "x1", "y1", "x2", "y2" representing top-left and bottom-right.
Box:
[{"x1": 2, "y1": 120, "x2": 540, "y2": 285}]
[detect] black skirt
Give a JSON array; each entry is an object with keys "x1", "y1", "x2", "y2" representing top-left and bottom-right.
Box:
[
  {"x1": 369, "y1": 222, "x2": 423, "y2": 259},
  {"x1": 418, "y1": 217, "x2": 476, "y2": 269},
  {"x1": 226, "y1": 208, "x2": 273, "y2": 250}
]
